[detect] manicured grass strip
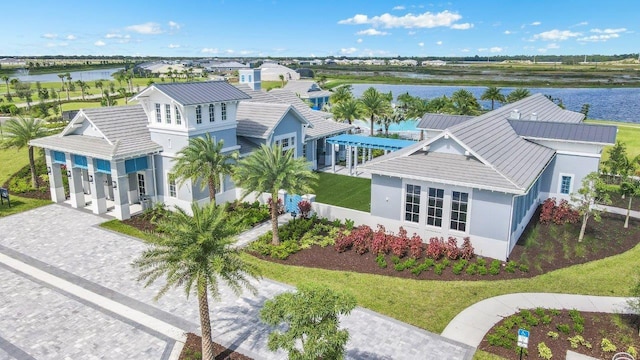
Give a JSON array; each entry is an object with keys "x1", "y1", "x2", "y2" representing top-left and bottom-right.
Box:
[
  {"x1": 473, "y1": 350, "x2": 507, "y2": 360},
  {"x1": 0, "y1": 148, "x2": 30, "y2": 184},
  {"x1": 313, "y1": 172, "x2": 371, "y2": 212},
  {"x1": 99, "y1": 219, "x2": 159, "y2": 243},
  {"x1": 244, "y1": 240, "x2": 640, "y2": 335},
  {"x1": 61, "y1": 100, "x2": 103, "y2": 111},
  {"x1": 0, "y1": 195, "x2": 51, "y2": 218}
]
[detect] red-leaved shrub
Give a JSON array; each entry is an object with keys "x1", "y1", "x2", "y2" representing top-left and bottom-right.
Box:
[
  {"x1": 352, "y1": 225, "x2": 373, "y2": 255},
  {"x1": 390, "y1": 227, "x2": 409, "y2": 257},
  {"x1": 408, "y1": 234, "x2": 423, "y2": 259},
  {"x1": 297, "y1": 200, "x2": 312, "y2": 218},
  {"x1": 334, "y1": 232, "x2": 353, "y2": 253},
  {"x1": 371, "y1": 225, "x2": 390, "y2": 254},
  {"x1": 539, "y1": 198, "x2": 556, "y2": 224},
  {"x1": 460, "y1": 237, "x2": 474, "y2": 260},
  {"x1": 445, "y1": 236, "x2": 460, "y2": 260},
  {"x1": 426, "y1": 237, "x2": 445, "y2": 260},
  {"x1": 540, "y1": 197, "x2": 580, "y2": 225}
]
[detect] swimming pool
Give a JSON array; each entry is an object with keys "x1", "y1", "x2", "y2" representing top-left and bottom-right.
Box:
[{"x1": 353, "y1": 119, "x2": 420, "y2": 132}]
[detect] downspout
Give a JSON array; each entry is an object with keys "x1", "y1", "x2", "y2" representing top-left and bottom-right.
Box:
[
  {"x1": 152, "y1": 153, "x2": 158, "y2": 204},
  {"x1": 506, "y1": 194, "x2": 516, "y2": 261}
]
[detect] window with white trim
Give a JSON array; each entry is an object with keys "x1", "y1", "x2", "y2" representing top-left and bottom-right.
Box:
[
  {"x1": 427, "y1": 187, "x2": 444, "y2": 227},
  {"x1": 221, "y1": 103, "x2": 227, "y2": 120},
  {"x1": 275, "y1": 135, "x2": 296, "y2": 156},
  {"x1": 175, "y1": 106, "x2": 182, "y2": 125},
  {"x1": 209, "y1": 104, "x2": 215, "y2": 122},
  {"x1": 155, "y1": 103, "x2": 161, "y2": 123},
  {"x1": 450, "y1": 191, "x2": 469, "y2": 232},
  {"x1": 196, "y1": 105, "x2": 202, "y2": 124},
  {"x1": 560, "y1": 174, "x2": 573, "y2": 195},
  {"x1": 404, "y1": 184, "x2": 421, "y2": 223},
  {"x1": 165, "y1": 104, "x2": 171, "y2": 124},
  {"x1": 168, "y1": 173, "x2": 176, "y2": 198}
]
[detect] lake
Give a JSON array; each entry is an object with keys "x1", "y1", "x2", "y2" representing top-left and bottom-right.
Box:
[
  {"x1": 10, "y1": 67, "x2": 124, "y2": 83},
  {"x1": 350, "y1": 84, "x2": 640, "y2": 123}
]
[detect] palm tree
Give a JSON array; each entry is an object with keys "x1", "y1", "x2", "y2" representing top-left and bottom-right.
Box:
[
  {"x1": 450, "y1": 89, "x2": 481, "y2": 116},
  {"x1": 233, "y1": 144, "x2": 318, "y2": 245},
  {"x1": 506, "y1": 88, "x2": 531, "y2": 103},
  {"x1": 331, "y1": 98, "x2": 363, "y2": 125},
  {"x1": 278, "y1": 74, "x2": 285, "y2": 88},
  {"x1": 359, "y1": 87, "x2": 392, "y2": 136},
  {"x1": 172, "y1": 135, "x2": 236, "y2": 203},
  {"x1": 57, "y1": 73, "x2": 66, "y2": 96},
  {"x1": 118, "y1": 88, "x2": 128, "y2": 104},
  {"x1": 1, "y1": 116, "x2": 48, "y2": 188},
  {"x1": 64, "y1": 72, "x2": 72, "y2": 100},
  {"x1": 330, "y1": 85, "x2": 353, "y2": 105},
  {"x1": 75, "y1": 80, "x2": 90, "y2": 100},
  {"x1": 405, "y1": 97, "x2": 430, "y2": 119},
  {"x1": 427, "y1": 95, "x2": 454, "y2": 114},
  {"x1": 133, "y1": 202, "x2": 260, "y2": 360},
  {"x1": 1, "y1": 75, "x2": 10, "y2": 99},
  {"x1": 480, "y1": 86, "x2": 506, "y2": 110},
  {"x1": 94, "y1": 80, "x2": 104, "y2": 100}
]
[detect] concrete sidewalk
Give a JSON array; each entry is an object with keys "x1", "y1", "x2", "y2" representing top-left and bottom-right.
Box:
[{"x1": 441, "y1": 293, "x2": 634, "y2": 348}]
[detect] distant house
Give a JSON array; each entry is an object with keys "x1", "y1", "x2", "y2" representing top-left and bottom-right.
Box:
[
  {"x1": 282, "y1": 80, "x2": 331, "y2": 110},
  {"x1": 259, "y1": 62, "x2": 300, "y2": 81},
  {"x1": 422, "y1": 60, "x2": 447, "y2": 66},
  {"x1": 205, "y1": 61, "x2": 249, "y2": 73},
  {"x1": 361, "y1": 94, "x2": 616, "y2": 260}
]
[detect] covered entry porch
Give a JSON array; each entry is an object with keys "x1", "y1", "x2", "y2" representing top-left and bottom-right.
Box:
[{"x1": 325, "y1": 134, "x2": 416, "y2": 176}]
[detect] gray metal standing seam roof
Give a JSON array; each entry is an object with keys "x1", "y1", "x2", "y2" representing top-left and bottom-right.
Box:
[
  {"x1": 417, "y1": 114, "x2": 474, "y2": 130},
  {"x1": 151, "y1": 81, "x2": 250, "y2": 105},
  {"x1": 509, "y1": 120, "x2": 617, "y2": 144}
]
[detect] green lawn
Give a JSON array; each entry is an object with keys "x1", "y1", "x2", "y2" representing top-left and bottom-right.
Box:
[
  {"x1": 0, "y1": 147, "x2": 29, "y2": 184},
  {"x1": 61, "y1": 100, "x2": 104, "y2": 111},
  {"x1": 0, "y1": 195, "x2": 51, "y2": 217},
  {"x1": 585, "y1": 119, "x2": 640, "y2": 162},
  {"x1": 313, "y1": 172, "x2": 371, "y2": 212}
]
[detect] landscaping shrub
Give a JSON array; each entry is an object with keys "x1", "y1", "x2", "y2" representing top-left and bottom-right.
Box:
[
  {"x1": 556, "y1": 324, "x2": 571, "y2": 334},
  {"x1": 568, "y1": 335, "x2": 591, "y2": 349},
  {"x1": 408, "y1": 234, "x2": 423, "y2": 259},
  {"x1": 445, "y1": 236, "x2": 460, "y2": 260},
  {"x1": 601, "y1": 338, "x2": 617, "y2": 352},
  {"x1": 344, "y1": 219, "x2": 355, "y2": 230},
  {"x1": 335, "y1": 225, "x2": 372, "y2": 254},
  {"x1": 452, "y1": 259, "x2": 468, "y2": 275},
  {"x1": 460, "y1": 237, "x2": 474, "y2": 260},
  {"x1": 486, "y1": 326, "x2": 517, "y2": 349},
  {"x1": 628, "y1": 346, "x2": 637, "y2": 358},
  {"x1": 375, "y1": 254, "x2": 387, "y2": 268},
  {"x1": 390, "y1": 227, "x2": 409, "y2": 257},
  {"x1": 334, "y1": 232, "x2": 353, "y2": 253},
  {"x1": 466, "y1": 263, "x2": 478, "y2": 275},
  {"x1": 537, "y1": 342, "x2": 552, "y2": 360},
  {"x1": 426, "y1": 237, "x2": 445, "y2": 260},
  {"x1": 489, "y1": 259, "x2": 501, "y2": 275},
  {"x1": 411, "y1": 258, "x2": 434, "y2": 276},
  {"x1": 297, "y1": 200, "x2": 312, "y2": 218},
  {"x1": 518, "y1": 263, "x2": 529, "y2": 273},
  {"x1": 540, "y1": 197, "x2": 580, "y2": 225},
  {"x1": 434, "y1": 263, "x2": 445, "y2": 275},
  {"x1": 505, "y1": 261, "x2": 517, "y2": 273},
  {"x1": 394, "y1": 258, "x2": 416, "y2": 271},
  {"x1": 478, "y1": 265, "x2": 488, "y2": 275},
  {"x1": 371, "y1": 225, "x2": 390, "y2": 255},
  {"x1": 547, "y1": 331, "x2": 559, "y2": 339}
]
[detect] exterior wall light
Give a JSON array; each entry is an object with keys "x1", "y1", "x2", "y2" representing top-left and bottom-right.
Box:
[
  {"x1": 88, "y1": 175, "x2": 93, "y2": 183},
  {"x1": 66, "y1": 170, "x2": 72, "y2": 178},
  {"x1": 112, "y1": 181, "x2": 117, "y2": 189},
  {"x1": 47, "y1": 166, "x2": 51, "y2": 174}
]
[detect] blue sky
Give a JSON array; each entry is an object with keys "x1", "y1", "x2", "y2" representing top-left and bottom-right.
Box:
[{"x1": 3, "y1": 1, "x2": 638, "y2": 57}]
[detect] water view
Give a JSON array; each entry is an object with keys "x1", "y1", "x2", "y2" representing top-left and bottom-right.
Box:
[
  {"x1": 351, "y1": 84, "x2": 640, "y2": 123},
  {"x1": 10, "y1": 67, "x2": 124, "y2": 83}
]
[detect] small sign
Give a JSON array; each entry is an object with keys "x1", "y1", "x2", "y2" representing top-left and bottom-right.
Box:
[
  {"x1": 0, "y1": 187, "x2": 9, "y2": 207},
  {"x1": 517, "y1": 328, "x2": 529, "y2": 348}
]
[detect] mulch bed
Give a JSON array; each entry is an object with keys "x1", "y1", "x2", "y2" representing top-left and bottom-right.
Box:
[
  {"x1": 179, "y1": 333, "x2": 253, "y2": 360},
  {"x1": 251, "y1": 212, "x2": 640, "y2": 281},
  {"x1": 479, "y1": 311, "x2": 640, "y2": 360}
]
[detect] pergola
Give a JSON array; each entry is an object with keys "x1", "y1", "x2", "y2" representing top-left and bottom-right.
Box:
[{"x1": 326, "y1": 134, "x2": 416, "y2": 175}]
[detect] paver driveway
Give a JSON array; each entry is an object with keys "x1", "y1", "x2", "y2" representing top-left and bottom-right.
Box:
[{"x1": 0, "y1": 204, "x2": 474, "y2": 360}]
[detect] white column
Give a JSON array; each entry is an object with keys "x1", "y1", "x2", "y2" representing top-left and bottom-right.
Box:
[
  {"x1": 111, "y1": 160, "x2": 130, "y2": 220},
  {"x1": 45, "y1": 150, "x2": 65, "y2": 203},
  {"x1": 369, "y1": 148, "x2": 373, "y2": 161},
  {"x1": 353, "y1": 146, "x2": 358, "y2": 174},
  {"x1": 88, "y1": 159, "x2": 107, "y2": 215},
  {"x1": 331, "y1": 144, "x2": 336, "y2": 173},
  {"x1": 65, "y1": 154, "x2": 84, "y2": 208},
  {"x1": 346, "y1": 146, "x2": 352, "y2": 176}
]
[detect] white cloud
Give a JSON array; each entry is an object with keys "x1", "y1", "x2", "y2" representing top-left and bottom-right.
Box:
[
  {"x1": 126, "y1": 22, "x2": 163, "y2": 35},
  {"x1": 94, "y1": 40, "x2": 106, "y2": 46},
  {"x1": 225, "y1": 49, "x2": 234, "y2": 54},
  {"x1": 547, "y1": 43, "x2": 559, "y2": 49},
  {"x1": 538, "y1": 48, "x2": 547, "y2": 53},
  {"x1": 239, "y1": 50, "x2": 255, "y2": 55},
  {"x1": 531, "y1": 21, "x2": 541, "y2": 26},
  {"x1": 572, "y1": 21, "x2": 588, "y2": 27},
  {"x1": 436, "y1": 41, "x2": 443, "y2": 45},
  {"x1": 357, "y1": 28, "x2": 389, "y2": 36},
  {"x1": 504, "y1": 30, "x2": 511, "y2": 35},
  {"x1": 392, "y1": 5, "x2": 405, "y2": 10},
  {"x1": 460, "y1": 48, "x2": 470, "y2": 52},
  {"x1": 340, "y1": 47, "x2": 358, "y2": 55},
  {"x1": 450, "y1": 23, "x2": 473, "y2": 30},
  {"x1": 338, "y1": 10, "x2": 465, "y2": 29},
  {"x1": 42, "y1": 33, "x2": 57, "y2": 39},
  {"x1": 168, "y1": 21, "x2": 180, "y2": 30},
  {"x1": 46, "y1": 42, "x2": 68, "y2": 48},
  {"x1": 105, "y1": 33, "x2": 121, "y2": 38},
  {"x1": 490, "y1": 47, "x2": 503, "y2": 53},
  {"x1": 65, "y1": 34, "x2": 76, "y2": 40},
  {"x1": 477, "y1": 48, "x2": 487, "y2": 52},
  {"x1": 533, "y1": 29, "x2": 581, "y2": 41},
  {"x1": 591, "y1": 28, "x2": 626, "y2": 34},
  {"x1": 408, "y1": 31, "x2": 416, "y2": 35},
  {"x1": 418, "y1": 42, "x2": 424, "y2": 47},
  {"x1": 578, "y1": 33, "x2": 621, "y2": 42},
  {"x1": 201, "y1": 48, "x2": 219, "y2": 54},
  {"x1": 168, "y1": 44, "x2": 180, "y2": 48},
  {"x1": 357, "y1": 38, "x2": 363, "y2": 43}
]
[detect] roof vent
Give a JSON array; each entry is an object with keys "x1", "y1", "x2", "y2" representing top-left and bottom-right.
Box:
[
  {"x1": 464, "y1": 150, "x2": 470, "y2": 156},
  {"x1": 510, "y1": 109, "x2": 521, "y2": 120},
  {"x1": 530, "y1": 112, "x2": 538, "y2": 121},
  {"x1": 422, "y1": 145, "x2": 430, "y2": 152}
]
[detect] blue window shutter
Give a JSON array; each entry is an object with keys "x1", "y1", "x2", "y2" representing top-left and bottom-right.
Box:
[
  {"x1": 125, "y1": 159, "x2": 136, "y2": 173},
  {"x1": 125, "y1": 156, "x2": 148, "y2": 173},
  {"x1": 136, "y1": 156, "x2": 148, "y2": 171},
  {"x1": 95, "y1": 159, "x2": 111, "y2": 173},
  {"x1": 73, "y1": 155, "x2": 88, "y2": 168},
  {"x1": 53, "y1": 151, "x2": 66, "y2": 164}
]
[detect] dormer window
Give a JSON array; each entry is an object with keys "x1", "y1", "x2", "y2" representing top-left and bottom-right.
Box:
[
  {"x1": 155, "y1": 104, "x2": 161, "y2": 123},
  {"x1": 209, "y1": 104, "x2": 215, "y2": 122},
  {"x1": 221, "y1": 103, "x2": 227, "y2": 121},
  {"x1": 175, "y1": 106, "x2": 181, "y2": 125},
  {"x1": 165, "y1": 104, "x2": 171, "y2": 124},
  {"x1": 196, "y1": 105, "x2": 202, "y2": 124}
]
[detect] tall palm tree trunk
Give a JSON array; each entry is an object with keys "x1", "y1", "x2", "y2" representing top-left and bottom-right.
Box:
[
  {"x1": 207, "y1": 176, "x2": 216, "y2": 203},
  {"x1": 271, "y1": 191, "x2": 280, "y2": 245},
  {"x1": 28, "y1": 146, "x2": 37, "y2": 188},
  {"x1": 197, "y1": 279, "x2": 215, "y2": 360},
  {"x1": 369, "y1": 115, "x2": 374, "y2": 136}
]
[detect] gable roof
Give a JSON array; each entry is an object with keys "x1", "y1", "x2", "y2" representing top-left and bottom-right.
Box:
[
  {"x1": 282, "y1": 80, "x2": 331, "y2": 99},
  {"x1": 236, "y1": 102, "x2": 308, "y2": 139},
  {"x1": 30, "y1": 105, "x2": 162, "y2": 160},
  {"x1": 134, "y1": 81, "x2": 250, "y2": 106},
  {"x1": 417, "y1": 114, "x2": 474, "y2": 130},
  {"x1": 509, "y1": 120, "x2": 617, "y2": 144},
  {"x1": 499, "y1": 93, "x2": 585, "y2": 123}
]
